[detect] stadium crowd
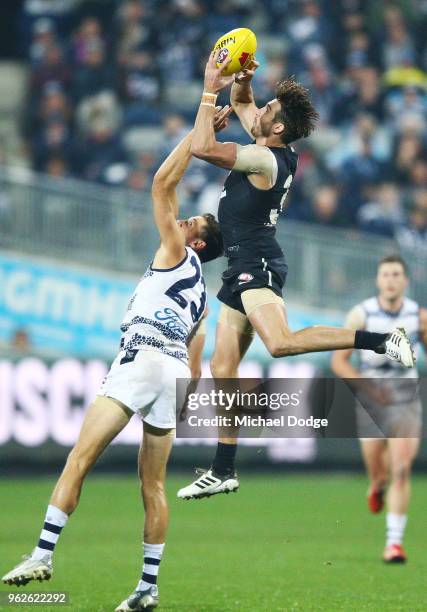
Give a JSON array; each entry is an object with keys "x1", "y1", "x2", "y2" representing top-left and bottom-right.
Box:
[{"x1": 16, "y1": 0, "x2": 427, "y2": 247}]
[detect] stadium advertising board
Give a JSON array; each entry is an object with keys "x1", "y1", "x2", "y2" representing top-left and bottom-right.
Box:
[
  {"x1": 0, "y1": 252, "x2": 345, "y2": 362},
  {"x1": 0, "y1": 356, "x2": 316, "y2": 465}
]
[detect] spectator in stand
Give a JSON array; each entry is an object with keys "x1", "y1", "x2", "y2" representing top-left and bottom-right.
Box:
[
  {"x1": 339, "y1": 131, "x2": 385, "y2": 220},
  {"x1": 11, "y1": 0, "x2": 427, "y2": 246},
  {"x1": 408, "y1": 156, "x2": 427, "y2": 191},
  {"x1": 396, "y1": 205, "x2": 427, "y2": 253},
  {"x1": 334, "y1": 67, "x2": 384, "y2": 125},
  {"x1": 287, "y1": 0, "x2": 331, "y2": 73},
  {"x1": 72, "y1": 17, "x2": 104, "y2": 65},
  {"x1": 19, "y1": 0, "x2": 78, "y2": 54},
  {"x1": 72, "y1": 39, "x2": 113, "y2": 102},
  {"x1": 357, "y1": 182, "x2": 404, "y2": 238},
  {"x1": 72, "y1": 119, "x2": 126, "y2": 183},
  {"x1": 391, "y1": 133, "x2": 425, "y2": 185},
  {"x1": 305, "y1": 185, "x2": 344, "y2": 227},
  {"x1": 385, "y1": 85, "x2": 427, "y2": 132},
  {"x1": 22, "y1": 81, "x2": 72, "y2": 147},
  {"x1": 302, "y1": 50, "x2": 337, "y2": 125},
  {"x1": 28, "y1": 43, "x2": 72, "y2": 95},
  {"x1": 33, "y1": 120, "x2": 72, "y2": 171},
  {"x1": 29, "y1": 18, "x2": 57, "y2": 64},
  {"x1": 157, "y1": 114, "x2": 189, "y2": 162},
  {"x1": 44, "y1": 155, "x2": 71, "y2": 178},
  {"x1": 382, "y1": 6, "x2": 417, "y2": 69}
]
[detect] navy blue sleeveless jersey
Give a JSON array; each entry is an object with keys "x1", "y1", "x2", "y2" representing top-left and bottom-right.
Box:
[
  {"x1": 218, "y1": 145, "x2": 298, "y2": 261},
  {"x1": 217, "y1": 144, "x2": 298, "y2": 314}
]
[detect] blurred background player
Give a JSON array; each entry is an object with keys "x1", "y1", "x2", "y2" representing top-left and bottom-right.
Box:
[
  {"x1": 177, "y1": 53, "x2": 416, "y2": 500},
  {"x1": 332, "y1": 255, "x2": 427, "y2": 563},
  {"x1": 2, "y1": 107, "x2": 229, "y2": 611}
]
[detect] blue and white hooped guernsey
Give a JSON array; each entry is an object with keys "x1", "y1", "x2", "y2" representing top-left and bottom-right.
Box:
[
  {"x1": 358, "y1": 295, "x2": 420, "y2": 378},
  {"x1": 119, "y1": 247, "x2": 206, "y2": 364}
]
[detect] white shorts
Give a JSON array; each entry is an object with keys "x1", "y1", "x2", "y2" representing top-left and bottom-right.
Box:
[
  {"x1": 357, "y1": 399, "x2": 422, "y2": 438},
  {"x1": 98, "y1": 349, "x2": 190, "y2": 429}
]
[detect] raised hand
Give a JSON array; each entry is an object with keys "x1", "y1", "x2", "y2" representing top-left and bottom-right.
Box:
[
  {"x1": 213, "y1": 105, "x2": 233, "y2": 132},
  {"x1": 203, "y1": 50, "x2": 235, "y2": 94},
  {"x1": 234, "y1": 59, "x2": 260, "y2": 84}
]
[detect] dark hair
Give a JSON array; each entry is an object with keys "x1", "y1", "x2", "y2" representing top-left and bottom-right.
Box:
[
  {"x1": 198, "y1": 213, "x2": 223, "y2": 263},
  {"x1": 274, "y1": 77, "x2": 319, "y2": 144},
  {"x1": 378, "y1": 254, "x2": 408, "y2": 275}
]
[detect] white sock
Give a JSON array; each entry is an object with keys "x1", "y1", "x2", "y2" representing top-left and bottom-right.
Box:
[
  {"x1": 386, "y1": 512, "x2": 407, "y2": 547},
  {"x1": 136, "y1": 543, "x2": 165, "y2": 592},
  {"x1": 32, "y1": 505, "x2": 69, "y2": 560}
]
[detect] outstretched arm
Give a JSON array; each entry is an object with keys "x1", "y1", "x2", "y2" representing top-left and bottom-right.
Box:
[
  {"x1": 152, "y1": 132, "x2": 194, "y2": 267},
  {"x1": 230, "y1": 60, "x2": 260, "y2": 138},
  {"x1": 191, "y1": 53, "x2": 277, "y2": 187},
  {"x1": 152, "y1": 107, "x2": 232, "y2": 268},
  {"x1": 191, "y1": 51, "x2": 237, "y2": 169}
]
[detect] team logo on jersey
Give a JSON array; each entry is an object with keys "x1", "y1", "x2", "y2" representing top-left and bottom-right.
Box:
[
  {"x1": 238, "y1": 273, "x2": 254, "y2": 284},
  {"x1": 154, "y1": 307, "x2": 189, "y2": 338}
]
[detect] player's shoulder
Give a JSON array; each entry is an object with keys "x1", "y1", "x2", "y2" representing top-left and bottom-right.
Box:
[
  {"x1": 402, "y1": 296, "x2": 419, "y2": 314},
  {"x1": 185, "y1": 246, "x2": 203, "y2": 268},
  {"x1": 345, "y1": 302, "x2": 368, "y2": 329},
  {"x1": 270, "y1": 144, "x2": 298, "y2": 173},
  {"x1": 359, "y1": 296, "x2": 379, "y2": 315}
]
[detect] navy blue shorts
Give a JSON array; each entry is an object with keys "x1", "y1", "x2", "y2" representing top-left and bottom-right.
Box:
[{"x1": 217, "y1": 256, "x2": 288, "y2": 314}]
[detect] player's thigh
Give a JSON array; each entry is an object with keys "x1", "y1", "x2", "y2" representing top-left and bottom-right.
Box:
[
  {"x1": 242, "y1": 288, "x2": 289, "y2": 348},
  {"x1": 211, "y1": 304, "x2": 254, "y2": 377},
  {"x1": 70, "y1": 396, "x2": 133, "y2": 466},
  {"x1": 138, "y1": 423, "x2": 174, "y2": 485},
  {"x1": 387, "y1": 437, "x2": 420, "y2": 473}
]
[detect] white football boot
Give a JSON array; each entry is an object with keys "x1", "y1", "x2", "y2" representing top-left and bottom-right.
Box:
[
  {"x1": 2, "y1": 552, "x2": 52, "y2": 586},
  {"x1": 115, "y1": 585, "x2": 159, "y2": 611},
  {"x1": 376, "y1": 327, "x2": 416, "y2": 368},
  {"x1": 177, "y1": 468, "x2": 239, "y2": 500}
]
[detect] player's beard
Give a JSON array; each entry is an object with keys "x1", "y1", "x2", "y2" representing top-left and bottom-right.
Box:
[{"x1": 251, "y1": 116, "x2": 271, "y2": 138}]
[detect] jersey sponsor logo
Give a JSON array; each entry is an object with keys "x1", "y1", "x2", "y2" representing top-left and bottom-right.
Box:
[{"x1": 238, "y1": 273, "x2": 254, "y2": 285}]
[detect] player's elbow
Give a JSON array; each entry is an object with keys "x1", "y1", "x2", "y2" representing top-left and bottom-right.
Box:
[
  {"x1": 190, "y1": 143, "x2": 209, "y2": 159},
  {"x1": 152, "y1": 170, "x2": 176, "y2": 193}
]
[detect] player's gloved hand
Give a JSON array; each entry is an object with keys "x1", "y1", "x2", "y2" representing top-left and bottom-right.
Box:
[
  {"x1": 213, "y1": 105, "x2": 233, "y2": 132},
  {"x1": 234, "y1": 59, "x2": 260, "y2": 84},
  {"x1": 203, "y1": 50, "x2": 235, "y2": 94}
]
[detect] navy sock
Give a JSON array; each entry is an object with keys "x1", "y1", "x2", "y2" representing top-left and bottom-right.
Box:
[
  {"x1": 212, "y1": 442, "x2": 237, "y2": 476},
  {"x1": 355, "y1": 330, "x2": 388, "y2": 352}
]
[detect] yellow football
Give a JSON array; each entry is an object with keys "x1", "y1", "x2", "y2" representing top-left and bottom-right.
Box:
[{"x1": 213, "y1": 28, "x2": 257, "y2": 76}]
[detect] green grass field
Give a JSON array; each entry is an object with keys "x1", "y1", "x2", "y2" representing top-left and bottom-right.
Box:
[{"x1": 1, "y1": 474, "x2": 426, "y2": 612}]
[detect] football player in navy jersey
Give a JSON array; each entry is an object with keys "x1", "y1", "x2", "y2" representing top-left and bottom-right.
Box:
[{"x1": 178, "y1": 52, "x2": 416, "y2": 500}]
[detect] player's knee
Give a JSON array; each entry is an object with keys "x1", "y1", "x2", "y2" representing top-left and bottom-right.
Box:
[
  {"x1": 65, "y1": 448, "x2": 93, "y2": 479},
  {"x1": 267, "y1": 334, "x2": 296, "y2": 358},
  {"x1": 210, "y1": 357, "x2": 234, "y2": 378},
  {"x1": 141, "y1": 477, "x2": 166, "y2": 507},
  {"x1": 391, "y1": 461, "x2": 411, "y2": 484}
]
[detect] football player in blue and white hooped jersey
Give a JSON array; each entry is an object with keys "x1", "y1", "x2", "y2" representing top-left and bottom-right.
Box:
[
  {"x1": 2, "y1": 107, "x2": 230, "y2": 610},
  {"x1": 332, "y1": 255, "x2": 427, "y2": 565}
]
